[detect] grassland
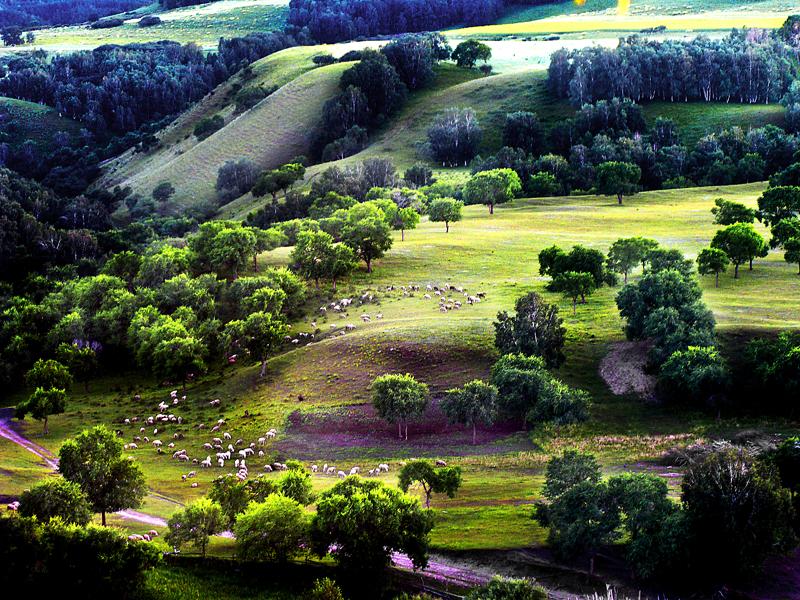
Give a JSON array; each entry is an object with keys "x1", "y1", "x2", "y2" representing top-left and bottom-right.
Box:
[
  {"x1": 0, "y1": 97, "x2": 82, "y2": 151},
  {"x1": 12, "y1": 0, "x2": 288, "y2": 53},
  {"x1": 4, "y1": 182, "x2": 798, "y2": 568},
  {"x1": 105, "y1": 59, "x2": 350, "y2": 212}
]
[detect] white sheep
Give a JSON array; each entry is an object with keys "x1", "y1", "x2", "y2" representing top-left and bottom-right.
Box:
[
  {"x1": 349, "y1": 467, "x2": 360, "y2": 475},
  {"x1": 257, "y1": 437, "x2": 266, "y2": 446},
  {"x1": 378, "y1": 463, "x2": 389, "y2": 472},
  {"x1": 311, "y1": 465, "x2": 318, "y2": 473},
  {"x1": 337, "y1": 470, "x2": 346, "y2": 478},
  {"x1": 223, "y1": 432, "x2": 231, "y2": 440}
]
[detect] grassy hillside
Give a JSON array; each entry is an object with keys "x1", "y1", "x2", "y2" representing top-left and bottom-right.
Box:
[
  {"x1": 106, "y1": 59, "x2": 350, "y2": 213},
  {"x1": 5, "y1": 183, "x2": 799, "y2": 563},
  {"x1": 12, "y1": 0, "x2": 288, "y2": 53},
  {"x1": 0, "y1": 97, "x2": 82, "y2": 151}
]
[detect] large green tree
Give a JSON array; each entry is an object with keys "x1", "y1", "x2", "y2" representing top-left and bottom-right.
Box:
[
  {"x1": 696, "y1": 247, "x2": 730, "y2": 287},
  {"x1": 341, "y1": 213, "x2": 393, "y2": 273},
  {"x1": 371, "y1": 373, "x2": 429, "y2": 440},
  {"x1": 596, "y1": 161, "x2": 641, "y2": 205},
  {"x1": 19, "y1": 478, "x2": 93, "y2": 525},
  {"x1": 25, "y1": 359, "x2": 72, "y2": 391},
  {"x1": 451, "y1": 40, "x2": 491, "y2": 68},
  {"x1": 234, "y1": 494, "x2": 308, "y2": 563},
  {"x1": 606, "y1": 237, "x2": 657, "y2": 283},
  {"x1": 463, "y1": 169, "x2": 522, "y2": 214},
  {"x1": 551, "y1": 271, "x2": 596, "y2": 315},
  {"x1": 711, "y1": 222, "x2": 768, "y2": 278},
  {"x1": 494, "y1": 292, "x2": 566, "y2": 368},
  {"x1": 225, "y1": 311, "x2": 288, "y2": 378},
  {"x1": 16, "y1": 387, "x2": 67, "y2": 434},
  {"x1": 58, "y1": 425, "x2": 147, "y2": 526},
  {"x1": 427, "y1": 197, "x2": 463, "y2": 232},
  {"x1": 310, "y1": 477, "x2": 433, "y2": 571}
]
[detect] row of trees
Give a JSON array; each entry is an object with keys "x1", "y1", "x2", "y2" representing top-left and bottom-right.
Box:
[
  {"x1": 0, "y1": 0, "x2": 144, "y2": 28},
  {"x1": 548, "y1": 30, "x2": 797, "y2": 106}
]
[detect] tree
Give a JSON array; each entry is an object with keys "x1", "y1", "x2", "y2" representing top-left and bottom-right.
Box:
[
  {"x1": 25, "y1": 359, "x2": 72, "y2": 391},
  {"x1": 151, "y1": 335, "x2": 206, "y2": 390},
  {"x1": 494, "y1": 292, "x2": 566, "y2": 368},
  {"x1": 606, "y1": 237, "x2": 656, "y2": 283},
  {"x1": 209, "y1": 227, "x2": 257, "y2": 279},
  {"x1": 341, "y1": 214, "x2": 393, "y2": 273},
  {"x1": 152, "y1": 181, "x2": 176, "y2": 204},
  {"x1": 56, "y1": 342, "x2": 98, "y2": 392},
  {"x1": 711, "y1": 198, "x2": 755, "y2": 225},
  {"x1": 681, "y1": 447, "x2": 795, "y2": 579},
  {"x1": 208, "y1": 474, "x2": 277, "y2": 527},
  {"x1": 252, "y1": 163, "x2": 306, "y2": 206},
  {"x1": 769, "y1": 217, "x2": 800, "y2": 249},
  {"x1": 165, "y1": 498, "x2": 224, "y2": 558},
  {"x1": 657, "y1": 346, "x2": 730, "y2": 407},
  {"x1": 398, "y1": 460, "x2": 462, "y2": 508},
  {"x1": 58, "y1": 425, "x2": 147, "y2": 526},
  {"x1": 16, "y1": 387, "x2": 66, "y2": 435},
  {"x1": 226, "y1": 311, "x2": 288, "y2": 377},
  {"x1": 427, "y1": 197, "x2": 463, "y2": 232},
  {"x1": 451, "y1": 40, "x2": 491, "y2": 68},
  {"x1": 309, "y1": 578, "x2": 345, "y2": 600},
  {"x1": 310, "y1": 477, "x2": 434, "y2": 572},
  {"x1": 19, "y1": 478, "x2": 92, "y2": 526},
  {"x1": 696, "y1": 247, "x2": 730, "y2": 287},
  {"x1": 327, "y1": 243, "x2": 357, "y2": 291},
  {"x1": 551, "y1": 271, "x2": 596, "y2": 315},
  {"x1": 278, "y1": 468, "x2": 315, "y2": 506},
  {"x1": 381, "y1": 33, "x2": 440, "y2": 90},
  {"x1": 463, "y1": 169, "x2": 522, "y2": 214},
  {"x1": 340, "y1": 50, "x2": 407, "y2": 119},
  {"x1": 503, "y1": 112, "x2": 543, "y2": 156},
  {"x1": 394, "y1": 207, "x2": 420, "y2": 241},
  {"x1": 785, "y1": 237, "x2": 800, "y2": 274},
  {"x1": 596, "y1": 161, "x2": 641, "y2": 205},
  {"x1": 756, "y1": 186, "x2": 800, "y2": 228},
  {"x1": 371, "y1": 373, "x2": 429, "y2": 440},
  {"x1": 291, "y1": 230, "x2": 336, "y2": 288},
  {"x1": 1, "y1": 27, "x2": 23, "y2": 47},
  {"x1": 234, "y1": 494, "x2": 307, "y2": 562},
  {"x1": 490, "y1": 354, "x2": 550, "y2": 426},
  {"x1": 216, "y1": 159, "x2": 258, "y2": 203},
  {"x1": 711, "y1": 222, "x2": 768, "y2": 278},
  {"x1": 442, "y1": 380, "x2": 498, "y2": 444},
  {"x1": 530, "y1": 378, "x2": 590, "y2": 426},
  {"x1": 427, "y1": 107, "x2": 482, "y2": 166},
  {"x1": 533, "y1": 450, "x2": 619, "y2": 570},
  {"x1": 404, "y1": 163, "x2": 433, "y2": 187}
]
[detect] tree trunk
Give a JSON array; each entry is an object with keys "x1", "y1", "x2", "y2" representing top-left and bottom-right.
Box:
[
  {"x1": 43, "y1": 417, "x2": 48, "y2": 435},
  {"x1": 332, "y1": 278, "x2": 337, "y2": 292},
  {"x1": 366, "y1": 259, "x2": 372, "y2": 273},
  {"x1": 101, "y1": 510, "x2": 106, "y2": 527},
  {"x1": 445, "y1": 221, "x2": 449, "y2": 233},
  {"x1": 398, "y1": 422, "x2": 402, "y2": 440},
  {"x1": 623, "y1": 271, "x2": 628, "y2": 283},
  {"x1": 253, "y1": 254, "x2": 258, "y2": 272},
  {"x1": 401, "y1": 229, "x2": 405, "y2": 242},
  {"x1": 473, "y1": 423, "x2": 477, "y2": 445},
  {"x1": 572, "y1": 298, "x2": 576, "y2": 315},
  {"x1": 734, "y1": 263, "x2": 740, "y2": 279},
  {"x1": 715, "y1": 271, "x2": 720, "y2": 287},
  {"x1": 404, "y1": 423, "x2": 408, "y2": 441},
  {"x1": 260, "y1": 360, "x2": 267, "y2": 378},
  {"x1": 314, "y1": 278, "x2": 319, "y2": 289},
  {"x1": 617, "y1": 193, "x2": 623, "y2": 205},
  {"x1": 749, "y1": 257, "x2": 754, "y2": 270},
  {"x1": 489, "y1": 203, "x2": 494, "y2": 215}
]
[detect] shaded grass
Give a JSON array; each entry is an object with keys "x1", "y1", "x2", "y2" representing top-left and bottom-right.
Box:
[{"x1": 0, "y1": 97, "x2": 82, "y2": 151}]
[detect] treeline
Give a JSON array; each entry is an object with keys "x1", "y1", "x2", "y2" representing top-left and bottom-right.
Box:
[
  {"x1": 0, "y1": 0, "x2": 145, "y2": 28},
  {"x1": 548, "y1": 30, "x2": 797, "y2": 106},
  {"x1": 287, "y1": 0, "x2": 504, "y2": 43}
]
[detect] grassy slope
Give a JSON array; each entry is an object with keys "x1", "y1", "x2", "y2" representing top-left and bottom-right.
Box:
[
  {"x1": 100, "y1": 45, "x2": 325, "y2": 202},
  {"x1": 108, "y1": 60, "x2": 350, "y2": 212},
  {"x1": 0, "y1": 97, "x2": 82, "y2": 151},
  {"x1": 4, "y1": 182, "x2": 799, "y2": 555},
  {"x1": 14, "y1": 0, "x2": 288, "y2": 53}
]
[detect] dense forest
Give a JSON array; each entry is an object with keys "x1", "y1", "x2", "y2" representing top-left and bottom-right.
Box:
[
  {"x1": 548, "y1": 31, "x2": 798, "y2": 106},
  {"x1": 0, "y1": 0, "x2": 146, "y2": 28},
  {"x1": 287, "y1": 0, "x2": 553, "y2": 43}
]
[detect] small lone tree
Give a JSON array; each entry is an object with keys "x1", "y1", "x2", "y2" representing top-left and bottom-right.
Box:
[
  {"x1": 552, "y1": 271, "x2": 596, "y2": 315},
  {"x1": 394, "y1": 206, "x2": 420, "y2": 241},
  {"x1": 607, "y1": 237, "x2": 656, "y2": 283},
  {"x1": 696, "y1": 247, "x2": 730, "y2": 287},
  {"x1": 25, "y1": 359, "x2": 72, "y2": 392},
  {"x1": 165, "y1": 498, "x2": 225, "y2": 557},
  {"x1": 711, "y1": 222, "x2": 768, "y2": 278},
  {"x1": 341, "y1": 215, "x2": 393, "y2": 273},
  {"x1": 596, "y1": 161, "x2": 641, "y2": 205},
  {"x1": 234, "y1": 495, "x2": 308, "y2": 562},
  {"x1": 371, "y1": 373, "x2": 429, "y2": 440},
  {"x1": 428, "y1": 197, "x2": 463, "y2": 232},
  {"x1": 451, "y1": 40, "x2": 491, "y2": 68},
  {"x1": 16, "y1": 387, "x2": 67, "y2": 434},
  {"x1": 58, "y1": 425, "x2": 147, "y2": 526},
  {"x1": 463, "y1": 169, "x2": 522, "y2": 214},
  {"x1": 442, "y1": 380, "x2": 498, "y2": 444},
  {"x1": 711, "y1": 198, "x2": 755, "y2": 225},
  {"x1": 398, "y1": 460, "x2": 463, "y2": 508},
  {"x1": 152, "y1": 181, "x2": 176, "y2": 204}
]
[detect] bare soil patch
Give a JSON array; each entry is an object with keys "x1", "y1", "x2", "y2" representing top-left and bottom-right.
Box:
[{"x1": 599, "y1": 341, "x2": 656, "y2": 401}]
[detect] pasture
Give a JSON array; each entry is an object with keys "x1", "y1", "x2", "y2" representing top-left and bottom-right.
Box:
[
  {"x1": 0, "y1": 97, "x2": 82, "y2": 151},
  {"x1": 4, "y1": 182, "x2": 798, "y2": 568}
]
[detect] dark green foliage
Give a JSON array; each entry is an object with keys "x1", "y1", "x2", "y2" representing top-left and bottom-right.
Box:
[
  {"x1": 645, "y1": 247, "x2": 694, "y2": 277},
  {"x1": 551, "y1": 271, "x2": 596, "y2": 314},
  {"x1": 451, "y1": 40, "x2": 492, "y2": 68},
  {"x1": 711, "y1": 222, "x2": 769, "y2": 277},
  {"x1": 494, "y1": 292, "x2": 566, "y2": 368},
  {"x1": 16, "y1": 387, "x2": 66, "y2": 434},
  {"x1": 462, "y1": 168, "x2": 521, "y2": 214},
  {"x1": 234, "y1": 495, "x2": 308, "y2": 563},
  {"x1": 194, "y1": 115, "x2": 225, "y2": 140},
  {"x1": 757, "y1": 185, "x2": 800, "y2": 228},
  {"x1": 427, "y1": 107, "x2": 482, "y2": 167},
  {"x1": 596, "y1": 161, "x2": 641, "y2": 204},
  {"x1": 742, "y1": 331, "x2": 800, "y2": 412},
  {"x1": 502, "y1": 112, "x2": 543, "y2": 156},
  {"x1": 427, "y1": 197, "x2": 463, "y2": 232},
  {"x1": 606, "y1": 237, "x2": 658, "y2": 283},
  {"x1": 404, "y1": 163, "x2": 433, "y2": 188},
  {"x1": 208, "y1": 474, "x2": 278, "y2": 527},
  {"x1": 310, "y1": 477, "x2": 434, "y2": 571},
  {"x1": 165, "y1": 498, "x2": 225, "y2": 557},
  {"x1": 19, "y1": 478, "x2": 92, "y2": 525},
  {"x1": 539, "y1": 244, "x2": 610, "y2": 288},
  {"x1": 382, "y1": 33, "x2": 447, "y2": 90},
  {"x1": 371, "y1": 373, "x2": 429, "y2": 440},
  {"x1": 0, "y1": 515, "x2": 160, "y2": 594},
  {"x1": 398, "y1": 460, "x2": 463, "y2": 507},
  {"x1": 465, "y1": 577, "x2": 547, "y2": 600},
  {"x1": 711, "y1": 198, "x2": 756, "y2": 225},
  {"x1": 442, "y1": 380, "x2": 497, "y2": 444},
  {"x1": 278, "y1": 468, "x2": 316, "y2": 506},
  {"x1": 696, "y1": 247, "x2": 730, "y2": 287},
  {"x1": 657, "y1": 346, "x2": 730, "y2": 406},
  {"x1": 58, "y1": 425, "x2": 147, "y2": 526}
]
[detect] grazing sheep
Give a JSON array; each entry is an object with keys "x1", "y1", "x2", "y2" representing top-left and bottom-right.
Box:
[
  {"x1": 435, "y1": 459, "x2": 447, "y2": 467},
  {"x1": 311, "y1": 465, "x2": 318, "y2": 473},
  {"x1": 211, "y1": 424, "x2": 220, "y2": 433},
  {"x1": 337, "y1": 470, "x2": 346, "y2": 478},
  {"x1": 148, "y1": 530, "x2": 159, "y2": 538},
  {"x1": 201, "y1": 457, "x2": 212, "y2": 468},
  {"x1": 375, "y1": 313, "x2": 383, "y2": 319},
  {"x1": 326, "y1": 467, "x2": 336, "y2": 475},
  {"x1": 127, "y1": 534, "x2": 144, "y2": 542},
  {"x1": 263, "y1": 465, "x2": 273, "y2": 472},
  {"x1": 223, "y1": 432, "x2": 231, "y2": 440},
  {"x1": 191, "y1": 482, "x2": 199, "y2": 488},
  {"x1": 257, "y1": 437, "x2": 266, "y2": 446},
  {"x1": 378, "y1": 463, "x2": 389, "y2": 472},
  {"x1": 345, "y1": 323, "x2": 356, "y2": 331},
  {"x1": 349, "y1": 467, "x2": 360, "y2": 475},
  {"x1": 124, "y1": 418, "x2": 131, "y2": 425},
  {"x1": 152, "y1": 440, "x2": 162, "y2": 447},
  {"x1": 258, "y1": 450, "x2": 264, "y2": 457},
  {"x1": 168, "y1": 442, "x2": 175, "y2": 448},
  {"x1": 128, "y1": 443, "x2": 138, "y2": 449}
]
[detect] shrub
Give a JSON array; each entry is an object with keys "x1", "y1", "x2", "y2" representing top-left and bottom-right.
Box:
[
  {"x1": 19, "y1": 478, "x2": 92, "y2": 525},
  {"x1": 234, "y1": 494, "x2": 307, "y2": 562}
]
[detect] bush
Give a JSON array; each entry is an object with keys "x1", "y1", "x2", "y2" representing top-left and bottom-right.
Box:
[
  {"x1": 18, "y1": 478, "x2": 92, "y2": 526},
  {"x1": 466, "y1": 577, "x2": 546, "y2": 600},
  {"x1": 234, "y1": 494, "x2": 307, "y2": 562},
  {"x1": 89, "y1": 18, "x2": 123, "y2": 29},
  {"x1": 427, "y1": 107, "x2": 482, "y2": 167},
  {"x1": 165, "y1": 498, "x2": 225, "y2": 557},
  {"x1": 194, "y1": 115, "x2": 224, "y2": 140},
  {"x1": 657, "y1": 346, "x2": 730, "y2": 407},
  {"x1": 138, "y1": 15, "x2": 162, "y2": 27}
]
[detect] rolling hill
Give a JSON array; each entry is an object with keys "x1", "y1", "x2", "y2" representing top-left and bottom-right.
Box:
[{"x1": 0, "y1": 97, "x2": 82, "y2": 151}]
